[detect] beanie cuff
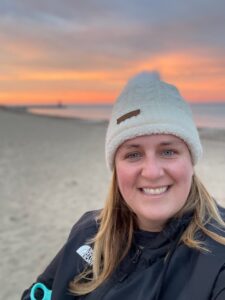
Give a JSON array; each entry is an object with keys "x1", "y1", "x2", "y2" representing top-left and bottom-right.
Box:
[{"x1": 106, "y1": 121, "x2": 202, "y2": 170}]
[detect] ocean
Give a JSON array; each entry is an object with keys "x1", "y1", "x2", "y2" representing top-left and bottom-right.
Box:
[{"x1": 28, "y1": 103, "x2": 225, "y2": 129}]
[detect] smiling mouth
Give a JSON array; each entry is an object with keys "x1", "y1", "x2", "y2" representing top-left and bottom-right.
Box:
[{"x1": 140, "y1": 186, "x2": 170, "y2": 195}]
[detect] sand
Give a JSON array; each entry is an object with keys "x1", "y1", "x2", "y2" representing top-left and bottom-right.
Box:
[{"x1": 0, "y1": 108, "x2": 224, "y2": 300}]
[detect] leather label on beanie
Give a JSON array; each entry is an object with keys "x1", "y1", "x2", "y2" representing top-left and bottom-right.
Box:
[{"x1": 117, "y1": 109, "x2": 140, "y2": 124}]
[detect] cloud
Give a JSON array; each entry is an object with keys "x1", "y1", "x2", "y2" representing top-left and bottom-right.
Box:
[
  {"x1": 0, "y1": 0, "x2": 225, "y2": 103},
  {"x1": 1, "y1": 1, "x2": 225, "y2": 59}
]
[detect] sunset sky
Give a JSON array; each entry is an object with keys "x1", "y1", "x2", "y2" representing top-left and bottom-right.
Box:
[{"x1": 1, "y1": 0, "x2": 225, "y2": 105}]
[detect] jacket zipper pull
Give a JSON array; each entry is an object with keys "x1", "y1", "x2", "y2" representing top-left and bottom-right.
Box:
[
  {"x1": 131, "y1": 247, "x2": 142, "y2": 263},
  {"x1": 117, "y1": 247, "x2": 142, "y2": 282}
]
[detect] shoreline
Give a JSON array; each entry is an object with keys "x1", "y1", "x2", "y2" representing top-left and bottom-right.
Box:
[
  {"x1": 0, "y1": 105, "x2": 109, "y2": 125},
  {"x1": 1, "y1": 105, "x2": 225, "y2": 141},
  {"x1": 2, "y1": 105, "x2": 225, "y2": 133}
]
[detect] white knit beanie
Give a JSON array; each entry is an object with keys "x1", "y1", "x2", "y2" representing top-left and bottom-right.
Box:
[{"x1": 105, "y1": 71, "x2": 202, "y2": 170}]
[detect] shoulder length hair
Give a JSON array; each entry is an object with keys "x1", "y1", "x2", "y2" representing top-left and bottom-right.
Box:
[{"x1": 69, "y1": 171, "x2": 225, "y2": 296}]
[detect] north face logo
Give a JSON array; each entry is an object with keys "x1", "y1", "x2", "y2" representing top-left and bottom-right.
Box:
[{"x1": 76, "y1": 245, "x2": 93, "y2": 265}]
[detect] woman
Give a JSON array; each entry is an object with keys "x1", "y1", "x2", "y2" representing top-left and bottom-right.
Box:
[{"x1": 22, "y1": 72, "x2": 225, "y2": 300}]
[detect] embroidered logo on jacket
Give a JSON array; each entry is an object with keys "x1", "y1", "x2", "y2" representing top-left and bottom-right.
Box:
[{"x1": 76, "y1": 245, "x2": 93, "y2": 265}]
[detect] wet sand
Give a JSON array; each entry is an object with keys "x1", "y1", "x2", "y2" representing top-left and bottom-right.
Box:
[{"x1": 0, "y1": 108, "x2": 224, "y2": 299}]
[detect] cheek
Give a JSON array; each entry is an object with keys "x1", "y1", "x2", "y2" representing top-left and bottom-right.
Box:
[
  {"x1": 116, "y1": 165, "x2": 136, "y2": 195},
  {"x1": 174, "y1": 161, "x2": 194, "y2": 189},
  {"x1": 116, "y1": 166, "x2": 129, "y2": 190}
]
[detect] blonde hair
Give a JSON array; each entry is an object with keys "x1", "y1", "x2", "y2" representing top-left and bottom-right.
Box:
[{"x1": 69, "y1": 172, "x2": 225, "y2": 295}]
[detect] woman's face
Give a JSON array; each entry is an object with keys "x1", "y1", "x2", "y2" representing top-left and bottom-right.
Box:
[{"x1": 115, "y1": 134, "x2": 194, "y2": 232}]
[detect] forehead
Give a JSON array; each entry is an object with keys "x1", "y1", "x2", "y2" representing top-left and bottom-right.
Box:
[{"x1": 119, "y1": 134, "x2": 186, "y2": 148}]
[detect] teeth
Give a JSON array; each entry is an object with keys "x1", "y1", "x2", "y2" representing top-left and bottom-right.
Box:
[{"x1": 142, "y1": 186, "x2": 168, "y2": 195}]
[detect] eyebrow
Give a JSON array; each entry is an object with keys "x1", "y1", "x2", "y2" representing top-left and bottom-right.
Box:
[
  {"x1": 122, "y1": 144, "x2": 140, "y2": 150},
  {"x1": 159, "y1": 141, "x2": 183, "y2": 146}
]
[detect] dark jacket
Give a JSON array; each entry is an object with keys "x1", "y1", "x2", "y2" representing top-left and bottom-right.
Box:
[{"x1": 21, "y1": 207, "x2": 225, "y2": 300}]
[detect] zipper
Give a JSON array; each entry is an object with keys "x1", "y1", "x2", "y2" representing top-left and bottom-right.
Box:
[
  {"x1": 131, "y1": 247, "x2": 142, "y2": 263},
  {"x1": 117, "y1": 247, "x2": 142, "y2": 282}
]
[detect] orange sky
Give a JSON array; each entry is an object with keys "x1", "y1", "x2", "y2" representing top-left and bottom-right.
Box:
[
  {"x1": 1, "y1": 1, "x2": 225, "y2": 105},
  {"x1": 1, "y1": 51, "x2": 225, "y2": 105}
]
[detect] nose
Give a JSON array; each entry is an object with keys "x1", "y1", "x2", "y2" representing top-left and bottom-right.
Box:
[{"x1": 141, "y1": 155, "x2": 164, "y2": 180}]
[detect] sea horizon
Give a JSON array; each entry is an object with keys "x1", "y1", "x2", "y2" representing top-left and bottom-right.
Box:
[{"x1": 1, "y1": 102, "x2": 225, "y2": 129}]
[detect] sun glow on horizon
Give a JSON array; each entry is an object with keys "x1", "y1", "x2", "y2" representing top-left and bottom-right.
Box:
[{"x1": 1, "y1": 51, "x2": 225, "y2": 105}]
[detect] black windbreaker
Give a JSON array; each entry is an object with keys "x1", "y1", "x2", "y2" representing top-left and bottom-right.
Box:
[{"x1": 21, "y1": 207, "x2": 225, "y2": 300}]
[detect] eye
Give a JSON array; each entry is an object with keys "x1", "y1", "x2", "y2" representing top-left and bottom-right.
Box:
[
  {"x1": 161, "y1": 149, "x2": 176, "y2": 157},
  {"x1": 125, "y1": 151, "x2": 142, "y2": 161}
]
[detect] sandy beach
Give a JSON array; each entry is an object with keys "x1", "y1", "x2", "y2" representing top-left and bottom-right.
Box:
[{"x1": 0, "y1": 108, "x2": 224, "y2": 300}]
